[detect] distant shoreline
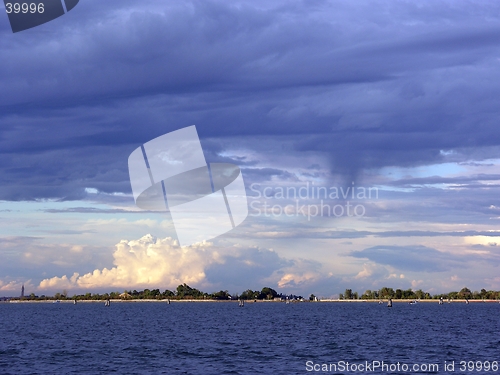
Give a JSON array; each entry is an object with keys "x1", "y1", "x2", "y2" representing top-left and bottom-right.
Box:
[
  {"x1": 2, "y1": 299, "x2": 499, "y2": 303},
  {"x1": 319, "y1": 299, "x2": 499, "y2": 303}
]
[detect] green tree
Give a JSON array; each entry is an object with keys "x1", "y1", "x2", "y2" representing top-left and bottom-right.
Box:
[
  {"x1": 162, "y1": 289, "x2": 175, "y2": 298},
  {"x1": 379, "y1": 287, "x2": 395, "y2": 298},
  {"x1": 361, "y1": 290, "x2": 374, "y2": 299},
  {"x1": 239, "y1": 289, "x2": 256, "y2": 300},
  {"x1": 260, "y1": 287, "x2": 278, "y2": 300},
  {"x1": 448, "y1": 291, "x2": 459, "y2": 300},
  {"x1": 212, "y1": 290, "x2": 230, "y2": 300},
  {"x1": 176, "y1": 284, "x2": 204, "y2": 298},
  {"x1": 344, "y1": 289, "x2": 353, "y2": 300},
  {"x1": 402, "y1": 289, "x2": 416, "y2": 299},
  {"x1": 459, "y1": 287, "x2": 472, "y2": 299},
  {"x1": 415, "y1": 289, "x2": 425, "y2": 299}
]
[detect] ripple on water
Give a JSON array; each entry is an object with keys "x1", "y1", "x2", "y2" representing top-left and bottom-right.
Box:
[{"x1": 1, "y1": 302, "x2": 499, "y2": 374}]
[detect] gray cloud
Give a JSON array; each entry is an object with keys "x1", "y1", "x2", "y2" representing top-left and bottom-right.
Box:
[
  {"x1": 2, "y1": 1, "x2": 500, "y2": 199},
  {"x1": 349, "y1": 245, "x2": 461, "y2": 272},
  {"x1": 42, "y1": 207, "x2": 165, "y2": 214},
  {"x1": 0, "y1": 236, "x2": 112, "y2": 279},
  {"x1": 205, "y1": 247, "x2": 292, "y2": 292},
  {"x1": 390, "y1": 174, "x2": 500, "y2": 188},
  {"x1": 237, "y1": 227, "x2": 500, "y2": 240}
]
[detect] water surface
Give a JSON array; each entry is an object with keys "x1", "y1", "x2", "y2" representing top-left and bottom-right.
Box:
[{"x1": 1, "y1": 301, "x2": 498, "y2": 374}]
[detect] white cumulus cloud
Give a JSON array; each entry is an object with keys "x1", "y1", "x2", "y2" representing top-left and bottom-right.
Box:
[
  {"x1": 36, "y1": 234, "x2": 334, "y2": 295},
  {"x1": 38, "y1": 235, "x2": 218, "y2": 291}
]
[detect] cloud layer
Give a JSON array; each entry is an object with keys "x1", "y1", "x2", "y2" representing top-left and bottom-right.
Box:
[
  {"x1": 37, "y1": 234, "x2": 324, "y2": 294},
  {"x1": 3, "y1": 0, "x2": 500, "y2": 199}
]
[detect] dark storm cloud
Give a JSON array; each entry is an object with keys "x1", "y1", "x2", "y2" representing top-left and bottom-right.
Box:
[{"x1": 2, "y1": 0, "x2": 500, "y2": 199}]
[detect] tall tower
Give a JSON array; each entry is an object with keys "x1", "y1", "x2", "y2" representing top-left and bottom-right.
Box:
[{"x1": 21, "y1": 284, "x2": 24, "y2": 298}]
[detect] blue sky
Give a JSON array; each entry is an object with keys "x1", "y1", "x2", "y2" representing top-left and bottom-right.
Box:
[{"x1": 2, "y1": 0, "x2": 500, "y2": 297}]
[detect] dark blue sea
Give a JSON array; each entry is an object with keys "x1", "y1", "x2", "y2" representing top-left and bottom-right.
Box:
[{"x1": 1, "y1": 301, "x2": 499, "y2": 374}]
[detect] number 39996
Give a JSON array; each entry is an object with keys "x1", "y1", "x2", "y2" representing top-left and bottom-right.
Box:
[{"x1": 5, "y1": 3, "x2": 45, "y2": 14}]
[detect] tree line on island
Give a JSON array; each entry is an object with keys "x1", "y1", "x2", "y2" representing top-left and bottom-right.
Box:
[
  {"x1": 341, "y1": 287, "x2": 500, "y2": 300},
  {"x1": 11, "y1": 284, "x2": 304, "y2": 301},
  {"x1": 6, "y1": 284, "x2": 500, "y2": 302}
]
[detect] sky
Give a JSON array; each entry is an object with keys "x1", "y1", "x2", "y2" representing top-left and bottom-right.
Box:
[{"x1": 1, "y1": 0, "x2": 500, "y2": 298}]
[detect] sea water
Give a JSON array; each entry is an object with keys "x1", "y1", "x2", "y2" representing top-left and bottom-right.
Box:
[{"x1": 1, "y1": 301, "x2": 499, "y2": 374}]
